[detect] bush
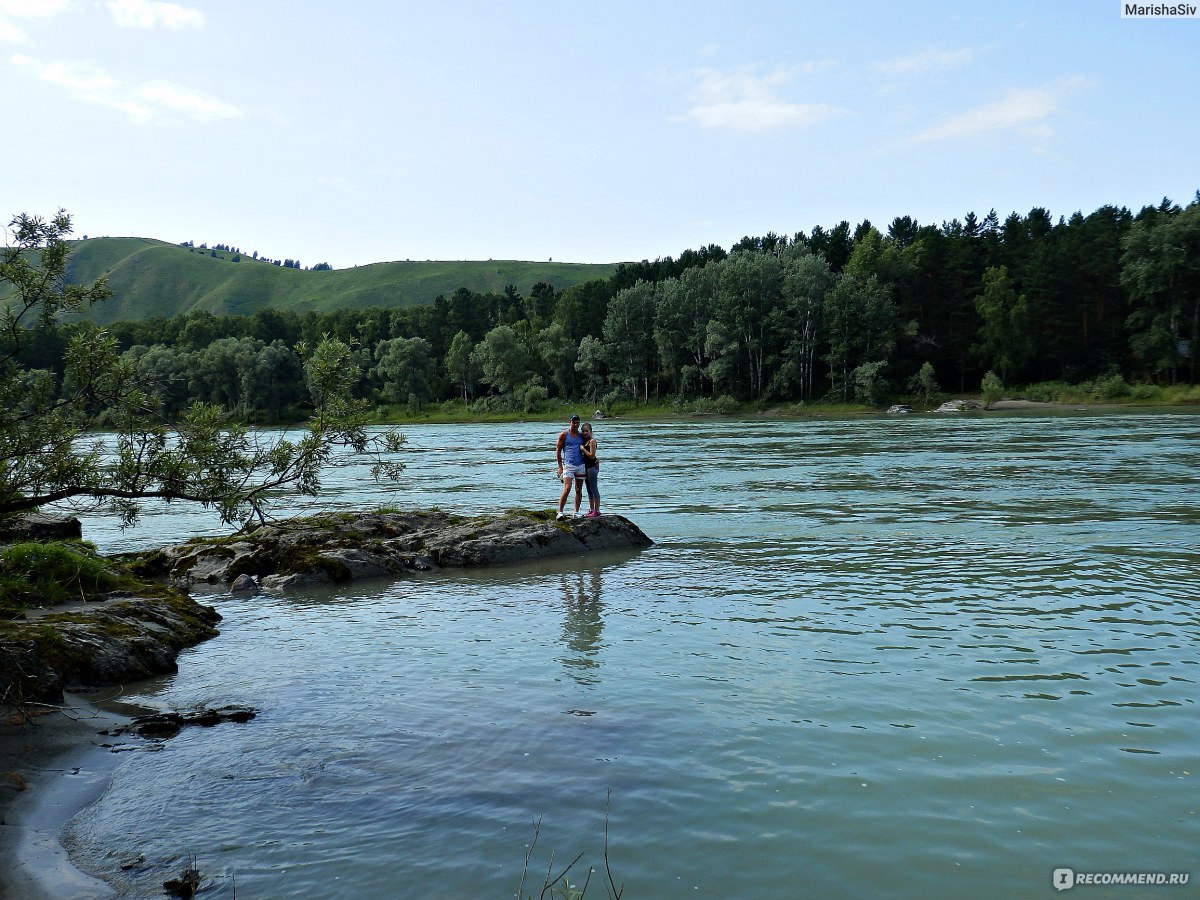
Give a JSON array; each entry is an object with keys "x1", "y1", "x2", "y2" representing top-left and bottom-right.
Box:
[
  {"x1": 1088, "y1": 373, "x2": 1131, "y2": 400},
  {"x1": 675, "y1": 395, "x2": 739, "y2": 415},
  {"x1": 517, "y1": 382, "x2": 549, "y2": 413},
  {"x1": 1020, "y1": 381, "x2": 1070, "y2": 403},
  {"x1": 908, "y1": 361, "x2": 940, "y2": 406},
  {"x1": 467, "y1": 383, "x2": 549, "y2": 415},
  {"x1": 853, "y1": 360, "x2": 889, "y2": 406},
  {"x1": 980, "y1": 370, "x2": 1004, "y2": 408},
  {"x1": 1129, "y1": 383, "x2": 1159, "y2": 400},
  {"x1": 600, "y1": 388, "x2": 626, "y2": 411},
  {"x1": 469, "y1": 393, "x2": 521, "y2": 414}
]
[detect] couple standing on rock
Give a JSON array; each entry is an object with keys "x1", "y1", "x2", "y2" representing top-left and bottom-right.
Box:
[{"x1": 555, "y1": 414, "x2": 601, "y2": 521}]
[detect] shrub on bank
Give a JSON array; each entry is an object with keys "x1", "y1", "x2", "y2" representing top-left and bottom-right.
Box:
[
  {"x1": 672, "y1": 395, "x2": 739, "y2": 415},
  {"x1": 980, "y1": 371, "x2": 1004, "y2": 408},
  {"x1": 0, "y1": 541, "x2": 118, "y2": 613},
  {"x1": 1086, "y1": 373, "x2": 1131, "y2": 400},
  {"x1": 1013, "y1": 377, "x2": 1187, "y2": 405},
  {"x1": 1019, "y1": 381, "x2": 1072, "y2": 402}
]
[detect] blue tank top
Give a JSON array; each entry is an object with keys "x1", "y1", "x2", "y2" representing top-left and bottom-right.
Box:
[{"x1": 563, "y1": 430, "x2": 584, "y2": 467}]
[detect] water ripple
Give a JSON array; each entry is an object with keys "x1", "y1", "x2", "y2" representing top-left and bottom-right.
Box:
[{"x1": 63, "y1": 411, "x2": 1200, "y2": 898}]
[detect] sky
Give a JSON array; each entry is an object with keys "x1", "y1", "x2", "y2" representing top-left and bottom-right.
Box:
[{"x1": 2, "y1": 0, "x2": 1198, "y2": 269}]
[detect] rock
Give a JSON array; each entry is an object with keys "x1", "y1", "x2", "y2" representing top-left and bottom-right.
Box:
[
  {"x1": 229, "y1": 573, "x2": 259, "y2": 593},
  {"x1": 934, "y1": 399, "x2": 982, "y2": 412},
  {"x1": 0, "y1": 513, "x2": 83, "y2": 542},
  {"x1": 163, "y1": 858, "x2": 201, "y2": 899},
  {"x1": 1, "y1": 594, "x2": 221, "y2": 704},
  {"x1": 886, "y1": 404, "x2": 912, "y2": 414},
  {"x1": 116, "y1": 705, "x2": 257, "y2": 740},
  {"x1": 260, "y1": 570, "x2": 333, "y2": 591},
  {"x1": 161, "y1": 510, "x2": 654, "y2": 591},
  {"x1": 593, "y1": 409, "x2": 607, "y2": 419}
]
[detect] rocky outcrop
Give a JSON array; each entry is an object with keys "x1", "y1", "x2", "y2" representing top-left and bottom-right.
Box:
[
  {"x1": 0, "y1": 509, "x2": 653, "y2": 709},
  {"x1": 1, "y1": 593, "x2": 220, "y2": 706},
  {"x1": 147, "y1": 509, "x2": 655, "y2": 590}
]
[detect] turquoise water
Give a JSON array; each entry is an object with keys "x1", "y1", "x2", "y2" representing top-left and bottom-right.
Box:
[{"x1": 68, "y1": 412, "x2": 1200, "y2": 897}]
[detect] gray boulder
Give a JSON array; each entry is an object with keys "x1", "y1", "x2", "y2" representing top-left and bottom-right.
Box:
[
  {"x1": 158, "y1": 509, "x2": 654, "y2": 591},
  {"x1": 0, "y1": 512, "x2": 82, "y2": 542},
  {"x1": 229, "y1": 573, "x2": 259, "y2": 593}
]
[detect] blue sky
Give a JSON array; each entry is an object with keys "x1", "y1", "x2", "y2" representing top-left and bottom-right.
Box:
[{"x1": 2, "y1": 0, "x2": 1198, "y2": 268}]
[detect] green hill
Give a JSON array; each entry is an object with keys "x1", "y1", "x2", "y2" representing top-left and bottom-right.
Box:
[{"x1": 64, "y1": 238, "x2": 619, "y2": 323}]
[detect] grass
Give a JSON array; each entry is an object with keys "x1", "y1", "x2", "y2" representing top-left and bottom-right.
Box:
[
  {"x1": 64, "y1": 237, "x2": 619, "y2": 323},
  {"x1": 1010, "y1": 379, "x2": 1200, "y2": 406},
  {"x1": 0, "y1": 541, "x2": 119, "y2": 615}
]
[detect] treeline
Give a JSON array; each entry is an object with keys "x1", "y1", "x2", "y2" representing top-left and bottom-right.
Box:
[
  {"x1": 18, "y1": 193, "x2": 1200, "y2": 418},
  {"x1": 177, "y1": 240, "x2": 330, "y2": 270}
]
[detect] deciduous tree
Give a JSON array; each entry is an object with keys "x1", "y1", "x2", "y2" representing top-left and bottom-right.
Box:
[{"x1": 0, "y1": 210, "x2": 403, "y2": 526}]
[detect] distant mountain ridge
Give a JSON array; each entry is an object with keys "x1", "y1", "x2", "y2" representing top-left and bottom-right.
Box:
[{"x1": 64, "y1": 237, "x2": 619, "y2": 323}]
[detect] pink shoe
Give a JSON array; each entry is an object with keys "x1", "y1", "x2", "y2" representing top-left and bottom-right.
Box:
[{"x1": 586, "y1": 510, "x2": 599, "y2": 518}]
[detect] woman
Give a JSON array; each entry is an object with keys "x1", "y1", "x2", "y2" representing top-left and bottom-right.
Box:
[{"x1": 580, "y1": 422, "x2": 601, "y2": 518}]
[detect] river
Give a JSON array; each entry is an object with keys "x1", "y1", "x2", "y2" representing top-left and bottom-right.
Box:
[{"x1": 63, "y1": 411, "x2": 1200, "y2": 897}]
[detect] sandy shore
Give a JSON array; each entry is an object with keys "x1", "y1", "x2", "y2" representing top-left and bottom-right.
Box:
[{"x1": 0, "y1": 694, "x2": 131, "y2": 899}]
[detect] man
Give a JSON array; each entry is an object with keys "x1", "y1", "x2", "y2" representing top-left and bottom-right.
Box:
[{"x1": 555, "y1": 414, "x2": 586, "y2": 520}]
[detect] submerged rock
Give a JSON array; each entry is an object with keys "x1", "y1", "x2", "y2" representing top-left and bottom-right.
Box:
[
  {"x1": 886, "y1": 404, "x2": 913, "y2": 414},
  {"x1": 113, "y1": 705, "x2": 257, "y2": 740},
  {"x1": 157, "y1": 509, "x2": 655, "y2": 591}
]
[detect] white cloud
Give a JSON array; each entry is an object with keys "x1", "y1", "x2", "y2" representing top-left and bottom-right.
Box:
[
  {"x1": 905, "y1": 78, "x2": 1089, "y2": 145},
  {"x1": 10, "y1": 53, "x2": 241, "y2": 123},
  {"x1": 106, "y1": 0, "x2": 203, "y2": 30},
  {"x1": 874, "y1": 48, "x2": 975, "y2": 79},
  {"x1": 675, "y1": 66, "x2": 843, "y2": 133},
  {"x1": 135, "y1": 80, "x2": 241, "y2": 120},
  {"x1": 0, "y1": 0, "x2": 69, "y2": 43},
  {"x1": 0, "y1": 17, "x2": 26, "y2": 42},
  {"x1": 0, "y1": 0, "x2": 69, "y2": 17}
]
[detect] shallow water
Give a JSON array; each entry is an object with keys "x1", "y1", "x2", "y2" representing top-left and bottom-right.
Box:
[{"x1": 67, "y1": 411, "x2": 1200, "y2": 897}]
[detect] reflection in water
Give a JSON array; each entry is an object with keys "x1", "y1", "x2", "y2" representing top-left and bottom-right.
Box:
[{"x1": 558, "y1": 568, "x2": 605, "y2": 686}]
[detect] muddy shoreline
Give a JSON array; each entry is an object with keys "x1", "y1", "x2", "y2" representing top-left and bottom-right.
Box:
[{"x1": 0, "y1": 694, "x2": 128, "y2": 899}]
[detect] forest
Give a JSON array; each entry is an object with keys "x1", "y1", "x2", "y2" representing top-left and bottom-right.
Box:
[{"x1": 13, "y1": 193, "x2": 1200, "y2": 420}]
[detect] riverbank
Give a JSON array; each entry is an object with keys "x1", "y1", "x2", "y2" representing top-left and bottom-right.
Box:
[
  {"x1": 0, "y1": 695, "x2": 127, "y2": 899},
  {"x1": 362, "y1": 388, "x2": 1200, "y2": 425}
]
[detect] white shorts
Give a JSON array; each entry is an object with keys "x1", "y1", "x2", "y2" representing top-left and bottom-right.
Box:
[{"x1": 561, "y1": 464, "x2": 585, "y2": 482}]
